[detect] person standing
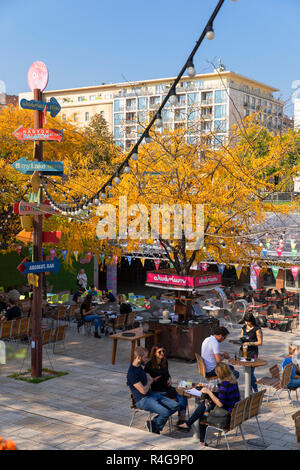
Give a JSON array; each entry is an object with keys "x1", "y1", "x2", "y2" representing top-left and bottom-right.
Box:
[
  {"x1": 239, "y1": 312, "x2": 263, "y2": 393},
  {"x1": 127, "y1": 346, "x2": 180, "y2": 434},
  {"x1": 77, "y1": 269, "x2": 88, "y2": 290}
]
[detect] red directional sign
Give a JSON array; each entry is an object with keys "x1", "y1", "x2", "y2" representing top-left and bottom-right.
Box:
[
  {"x1": 13, "y1": 201, "x2": 58, "y2": 217},
  {"x1": 13, "y1": 125, "x2": 63, "y2": 143}
]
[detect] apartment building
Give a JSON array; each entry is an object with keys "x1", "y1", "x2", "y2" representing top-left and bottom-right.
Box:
[{"x1": 19, "y1": 67, "x2": 289, "y2": 150}]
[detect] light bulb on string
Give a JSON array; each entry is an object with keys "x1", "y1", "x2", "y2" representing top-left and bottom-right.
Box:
[
  {"x1": 155, "y1": 111, "x2": 163, "y2": 128},
  {"x1": 186, "y1": 58, "x2": 196, "y2": 77},
  {"x1": 206, "y1": 24, "x2": 215, "y2": 40},
  {"x1": 131, "y1": 146, "x2": 138, "y2": 161},
  {"x1": 124, "y1": 165, "x2": 131, "y2": 174},
  {"x1": 114, "y1": 175, "x2": 121, "y2": 185},
  {"x1": 169, "y1": 88, "x2": 178, "y2": 106},
  {"x1": 144, "y1": 131, "x2": 151, "y2": 144}
]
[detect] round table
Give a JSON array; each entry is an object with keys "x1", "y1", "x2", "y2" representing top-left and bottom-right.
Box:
[{"x1": 229, "y1": 358, "x2": 268, "y2": 398}]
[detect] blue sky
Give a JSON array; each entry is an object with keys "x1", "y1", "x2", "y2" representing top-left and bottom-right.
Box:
[{"x1": 1, "y1": 0, "x2": 299, "y2": 116}]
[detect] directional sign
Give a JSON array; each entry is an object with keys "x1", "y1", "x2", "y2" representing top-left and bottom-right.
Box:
[
  {"x1": 22, "y1": 257, "x2": 60, "y2": 275},
  {"x1": 13, "y1": 125, "x2": 63, "y2": 143},
  {"x1": 13, "y1": 201, "x2": 59, "y2": 217},
  {"x1": 16, "y1": 229, "x2": 61, "y2": 244},
  {"x1": 20, "y1": 96, "x2": 61, "y2": 117},
  {"x1": 11, "y1": 157, "x2": 64, "y2": 176}
]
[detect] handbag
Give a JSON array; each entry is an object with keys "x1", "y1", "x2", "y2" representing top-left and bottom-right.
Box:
[{"x1": 206, "y1": 406, "x2": 231, "y2": 429}]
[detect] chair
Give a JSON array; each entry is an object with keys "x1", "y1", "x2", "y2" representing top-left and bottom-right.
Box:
[
  {"x1": 106, "y1": 314, "x2": 127, "y2": 335},
  {"x1": 59, "y1": 294, "x2": 70, "y2": 304},
  {"x1": 18, "y1": 317, "x2": 30, "y2": 340},
  {"x1": 292, "y1": 409, "x2": 300, "y2": 448},
  {"x1": 125, "y1": 311, "x2": 136, "y2": 329},
  {"x1": 97, "y1": 290, "x2": 102, "y2": 298},
  {"x1": 195, "y1": 353, "x2": 218, "y2": 382},
  {"x1": 258, "y1": 363, "x2": 293, "y2": 415},
  {"x1": 203, "y1": 397, "x2": 249, "y2": 450},
  {"x1": 245, "y1": 389, "x2": 266, "y2": 444},
  {"x1": 0, "y1": 321, "x2": 12, "y2": 340},
  {"x1": 53, "y1": 325, "x2": 68, "y2": 352}
]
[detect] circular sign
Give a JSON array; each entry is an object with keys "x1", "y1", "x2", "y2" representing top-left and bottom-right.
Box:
[{"x1": 27, "y1": 61, "x2": 49, "y2": 91}]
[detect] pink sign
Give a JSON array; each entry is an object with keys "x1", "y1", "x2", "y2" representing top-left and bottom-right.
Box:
[
  {"x1": 27, "y1": 61, "x2": 49, "y2": 91},
  {"x1": 146, "y1": 272, "x2": 222, "y2": 288}
]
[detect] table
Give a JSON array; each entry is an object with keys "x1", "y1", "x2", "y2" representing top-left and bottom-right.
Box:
[
  {"x1": 202, "y1": 306, "x2": 220, "y2": 312},
  {"x1": 110, "y1": 327, "x2": 161, "y2": 365},
  {"x1": 229, "y1": 358, "x2": 267, "y2": 398}
]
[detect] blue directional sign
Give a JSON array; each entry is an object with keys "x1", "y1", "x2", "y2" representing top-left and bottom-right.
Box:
[
  {"x1": 23, "y1": 257, "x2": 60, "y2": 275},
  {"x1": 11, "y1": 157, "x2": 64, "y2": 176},
  {"x1": 20, "y1": 96, "x2": 61, "y2": 117}
]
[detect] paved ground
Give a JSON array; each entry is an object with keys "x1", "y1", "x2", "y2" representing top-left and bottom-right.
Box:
[{"x1": 0, "y1": 319, "x2": 299, "y2": 451}]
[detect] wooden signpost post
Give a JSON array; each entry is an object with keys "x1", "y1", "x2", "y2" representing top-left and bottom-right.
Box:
[{"x1": 11, "y1": 61, "x2": 62, "y2": 378}]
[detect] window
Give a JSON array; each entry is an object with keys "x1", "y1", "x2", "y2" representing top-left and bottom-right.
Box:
[
  {"x1": 214, "y1": 105, "x2": 227, "y2": 119},
  {"x1": 114, "y1": 99, "x2": 125, "y2": 112},
  {"x1": 214, "y1": 120, "x2": 227, "y2": 132},
  {"x1": 78, "y1": 96, "x2": 86, "y2": 102},
  {"x1": 162, "y1": 109, "x2": 172, "y2": 122},
  {"x1": 187, "y1": 93, "x2": 199, "y2": 105},
  {"x1": 188, "y1": 109, "x2": 199, "y2": 122},
  {"x1": 85, "y1": 112, "x2": 90, "y2": 121},
  {"x1": 115, "y1": 140, "x2": 124, "y2": 149},
  {"x1": 137, "y1": 110, "x2": 148, "y2": 123},
  {"x1": 114, "y1": 113, "x2": 124, "y2": 125},
  {"x1": 138, "y1": 97, "x2": 148, "y2": 110},
  {"x1": 155, "y1": 84, "x2": 166, "y2": 93},
  {"x1": 126, "y1": 98, "x2": 136, "y2": 110},
  {"x1": 244, "y1": 95, "x2": 250, "y2": 106},
  {"x1": 149, "y1": 96, "x2": 161, "y2": 108},
  {"x1": 215, "y1": 90, "x2": 227, "y2": 103},
  {"x1": 99, "y1": 111, "x2": 104, "y2": 119},
  {"x1": 90, "y1": 95, "x2": 96, "y2": 101},
  {"x1": 251, "y1": 97, "x2": 256, "y2": 109},
  {"x1": 174, "y1": 109, "x2": 186, "y2": 122},
  {"x1": 177, "y1": 94, "x2": 187, "y2": 106}
]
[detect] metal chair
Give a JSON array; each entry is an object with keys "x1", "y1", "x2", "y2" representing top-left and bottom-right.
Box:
[
  {"x1": 258, "y1": 363, "x2": 293, "y2": 415},
  {"x1": 245, "y1": 389, "x2": 266, "y2": 444}
]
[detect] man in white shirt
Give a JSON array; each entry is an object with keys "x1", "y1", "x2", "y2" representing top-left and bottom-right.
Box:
[{"x1": 201, "y1": 326, "x2": 239, "y2": 379}]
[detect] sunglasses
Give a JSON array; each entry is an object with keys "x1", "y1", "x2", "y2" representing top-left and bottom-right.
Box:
[{"x1": 157, "y1": 350, "x2": 166, "y2": 354}]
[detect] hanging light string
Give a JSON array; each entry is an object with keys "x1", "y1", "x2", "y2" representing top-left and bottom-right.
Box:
[{"x1": 44, "y1": 0, "x2": 238, "y2": 212}]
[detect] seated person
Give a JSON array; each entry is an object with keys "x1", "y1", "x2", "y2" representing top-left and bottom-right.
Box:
[
  {"x1": 201, "y1": 326, "x2": 239, "y2": 379},
  {"x1": 144, "y1": 345, "x2": 188, "y2": 425},
  {"x1": 6, "y1": 286, "x2": 20, "y2": 304},
  {"x1": 0, "y1": 298, "x2": 21, "y2": 321},
  {"x1": 72, "y1": 287, "x2": 85, "y2": 304},
  {"x1": 177, "y1": 362, "x2": 240, "y2": 446},
  {"x1": 0, "y1": 294, "x2": 7, "y2": 312},
  {"x1": 117, "y1": 294, "x2": 132, "y2": 315},
  {"x1": 281, "y1": 343, "x2": 300, "y2": 388},
  {"x1": 87, "y1": 285, "x2": 98, "y2": 297},
  {"x1": 80, "y1": 294, "x2": 102, "y2": 338},
  {"x1": 102, "y1": 288, "x2": 116, "y2": 303},
  {"x1": 127, "y1": 346, "x2": 180, "y2": 434}
]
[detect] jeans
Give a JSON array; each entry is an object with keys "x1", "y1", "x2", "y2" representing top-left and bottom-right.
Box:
[
  {"x1": 136, "y1": 392, "x2": 180, "y2": 431},
  {"x1": 186, "y1": 401, "x2": 207, "y2": 442},
  {"x1": 288, "y1": 378, "x2": 300, "y2": 388},
  {"x1": 207, "y1": 365, "x2": 240, "y2": 380},
  {"x1": 84, "y1": 315, "x2": 102, "y2": 333}
]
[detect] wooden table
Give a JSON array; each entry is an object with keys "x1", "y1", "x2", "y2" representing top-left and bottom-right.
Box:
[
  {"x1": 110, "y1": 327, "x2": 161, "y2": 365},
  {"x1": 229, "y1": 358, "x2": 267, "y2": 398}
]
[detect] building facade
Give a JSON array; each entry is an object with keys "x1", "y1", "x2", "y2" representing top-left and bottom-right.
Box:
[{"x1": 19, "y1": 68, "x2": 288, "y2": 150}]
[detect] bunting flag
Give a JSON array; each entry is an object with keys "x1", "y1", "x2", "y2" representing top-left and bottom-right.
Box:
[
  {"x1": 140, "y1": 258, "x2": 145, "y2": 267},
  {"x1": 276, "y1": 247, "x2": 282, "y2": 259},
  {"x1": 190, "y1": 262, "x2": 198, "y2": 270},
  {"x1": 28, "y1": 246, "x2": 33, "y2": 258},
  {"x1": 127, "y1": 256, "x2": 132, "y2": 266},
  {"x1": 235, "y1": 265, "x2": 242, "y2": 280},
  {"x1": 73, "y1": 251, "x2": 79, "y2": 261},
  {"x1": 169, "y1": 261, "x2": 174, "y2": 268},
  {"x1": 17, "y1": 245, "x2": 22, "y2": 256},
  {"x1": 154, "y1": 259, "x2": 160, "y2": 270},
  {"x1": 50, "y1": 248, "x2": 56, "y2": 260},
  {"x1": 200, "y1": 262, "x2": 208, "y2": 272},
  {"x1": 291, "y1": 240, "x2": 297, "y2": 250},
  {"x1": 266, "y1": 241, "x2": 271, "y2": 250},
  {"x1": 271, "y1": 266, "x2": 280, "y2": 280},
  {"x1": 217, "y1": 264, "x2": 225, "y2": 275},
  {"x1": 87, "y1": 251, "x2": 92, "y2": 263},
  {"x1": 62, "y1": 249, "x2": 67, "y2": 261},
  {"x1": 278, "y1": 239, "x2": 284, "y2": 248},
  {"x1": 291, "y1": 266, "x2": 299, "y2": 281},
  {"x1": 100, "y1": 254, "x2": 105, "y2": 264},
  {"x1": 292, "y1": 249, "x2": 298, "y2": 259},
  {"x1": 253, "y1": 265, "x2": 261, "y2": 278},
  {"x1": 262, "y1": 248, "x2": 268, "y2": 258}
]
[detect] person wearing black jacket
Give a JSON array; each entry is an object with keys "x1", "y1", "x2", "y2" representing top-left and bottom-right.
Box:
[
  {"x1": 144, "y1": 344, "x2": 187, "y2": 425},
  {"x1": 0, "y1": 298, "x2": 21, "y2": 321}
]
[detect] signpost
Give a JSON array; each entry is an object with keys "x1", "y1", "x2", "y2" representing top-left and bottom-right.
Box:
[
  {"x1": 13, "y1": 200, "x2": 59, "y2": 217},
  {"x1": 22, "y1": 258, "x2": 61, "y2": 275},
  {"x1": 13, "y1": 125, "x2": 63, "y2": 143},
  {"x1": 12, "y1": 157, "x2": 64, "y2": 176},
  {"x1": 20, "y1": 97, "x2": 61, "y2": 117}
]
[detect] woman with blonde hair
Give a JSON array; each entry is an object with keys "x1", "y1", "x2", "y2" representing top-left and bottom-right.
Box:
[
  {"x1": 281, "y1": 343, "x2": 300, "y2": 389},
  {"x1": 177, "y1": 362, "x2": 240, "y2": 446}
]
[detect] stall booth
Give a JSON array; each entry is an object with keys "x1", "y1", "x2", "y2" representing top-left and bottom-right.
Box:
[{"x1": 145, "y1": 269, "x2": 225, "y2": 361}]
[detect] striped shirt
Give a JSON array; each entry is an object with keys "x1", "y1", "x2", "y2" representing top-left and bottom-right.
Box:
[{"x1": 217, "y1": 381, "x2": 240, "y2": 412}]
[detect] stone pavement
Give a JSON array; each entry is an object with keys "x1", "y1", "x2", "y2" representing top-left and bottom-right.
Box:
[{"x1": 0, "y1": 321, "x2": 299, "y2": 450}]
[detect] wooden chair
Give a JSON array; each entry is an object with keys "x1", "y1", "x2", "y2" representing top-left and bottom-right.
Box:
[
  {"x1": 53, "y1": 325, "x2": 68, "y2": 352},
  {"x1": 258, "y1": 363, "x2": 293, "y2": 415},
  {"x1": 10, "y1": 319, "x2": 20, "y2": 340},
  {"x1": 245, "y1": 389, "x2": 266, "y2": 444},
  {"x1": 195, "y1": 353, "x2": 218, "y2": 381},
  {"x1": 257, "y1": 364, "x2": 280, "y2": 390},
  {"x1": 125, "y1": 311, "x2": 136, "y2": 329},
  {"x1": 203, "y1": 397, "x2": 249, "y2": 450},
  {"x1": 0, "y1": 321, "x2": 12, "y2": 340},
  {"x1": 18, "y1": 317, "x2": 30, "y2": 340},
  {"x1": 292, "y1": 409, "x2": 300, "y2": 448},
  {"x1": 106, "y1": 314, "x2": 127, "y2": 335}
]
